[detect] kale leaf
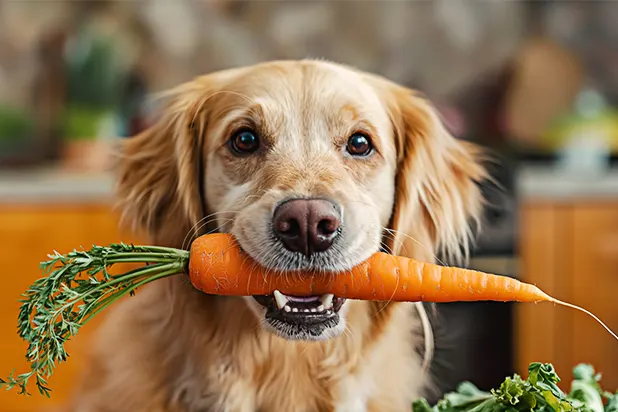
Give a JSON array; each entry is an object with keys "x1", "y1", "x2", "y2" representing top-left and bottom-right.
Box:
[{"x1": 413, "y1": 363, "x2": 616, "y2": 412}]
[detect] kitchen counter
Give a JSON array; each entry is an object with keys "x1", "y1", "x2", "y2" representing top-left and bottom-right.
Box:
[
  {"x1": 1, "y1": 165, "x2": 618, "y2": 203},
  {"x1": 0, "y1": 169, "x2": 115, "y2": 203},
  {"x1": 516, "y1": 165, "x2": 618, "y2": 201}
]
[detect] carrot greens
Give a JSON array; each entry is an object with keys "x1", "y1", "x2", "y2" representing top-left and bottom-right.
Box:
[{"x1": 0, "y1": 243, "x2": 188, "y2": 396}]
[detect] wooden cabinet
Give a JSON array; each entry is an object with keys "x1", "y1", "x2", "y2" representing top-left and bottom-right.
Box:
[
  {"x1": 0, "y1": 204, "x2": 142, "y2": 412},
  {"x1": 516, "y1": 202, "x2": 618, "y2": 390}
]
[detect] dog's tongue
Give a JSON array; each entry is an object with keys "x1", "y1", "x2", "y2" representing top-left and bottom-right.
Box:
[{"x1": 286, "y1": 295, "x2": 320, "y2": 303}]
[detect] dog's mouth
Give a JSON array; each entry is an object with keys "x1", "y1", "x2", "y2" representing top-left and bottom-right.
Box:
[{"x1": 253, "y1": 291, "x2": 347, "y2": 340}]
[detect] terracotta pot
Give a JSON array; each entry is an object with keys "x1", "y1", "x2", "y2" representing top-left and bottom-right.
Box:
[{"x1": 60, "y1": 139, "x2": 113, "y2": 172}]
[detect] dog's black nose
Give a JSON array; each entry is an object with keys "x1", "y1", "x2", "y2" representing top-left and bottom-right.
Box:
[{"x1": 272, "y1": 199, "x2": 341, "y2": 256}]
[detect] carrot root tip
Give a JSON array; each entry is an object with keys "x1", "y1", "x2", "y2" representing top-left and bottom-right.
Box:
[{"x1": 550, "y1": 298, "x2": 618, "y2": 342}]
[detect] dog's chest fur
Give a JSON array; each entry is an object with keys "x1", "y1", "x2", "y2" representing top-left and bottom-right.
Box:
[
  {"x1": 168, "y1": 299, "x2": 371, "y2": 411},
  {"x1": 163, "y1": 294, "x2": 424, "y2": 412},
  {"x1": 172, "y1": 340, "x2": 369, "y2": 412}
]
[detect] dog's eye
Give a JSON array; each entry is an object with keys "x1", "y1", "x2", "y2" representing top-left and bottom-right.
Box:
[
  {"x1": 230, "y1": 129, "x2": 260, "y2": 155},
  {"x1": 346, "y1": 133, "x2": 373, "y2": 156}
]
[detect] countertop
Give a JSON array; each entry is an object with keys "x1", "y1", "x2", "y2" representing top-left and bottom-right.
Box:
[
  {"x1": 0, "y1": 169, "x2": 115, "y2": 203},
  {"x1": 0, "y1": 165, "x2": 617, "y2": 203},
  {"x1": 515, "y1": 165, "x2": 618, "y2": 202}
]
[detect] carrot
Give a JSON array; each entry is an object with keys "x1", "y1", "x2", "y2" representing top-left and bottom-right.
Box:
[
  {"x1": 190, "y1": 233, "x2": 550, "y2": 302},
  {"x1": 3, "y1": 233, "x2": 616, "y2": 397},
  {"x1": 189, "y1": 234, "x2": 616, "y2": 339}
]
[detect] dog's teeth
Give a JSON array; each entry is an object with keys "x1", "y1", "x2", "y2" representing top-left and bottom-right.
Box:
[
  {"x1": 284, "y1": 305, "x2": 291, "y2": 312},
  {"x1": 320, "y1": 294, "x2": 334, "y2": 310},
  {"x1": 317, "y1": 305, "x2": 325, "y2": 312},
  {"x1": 292, "y1": 307, "x2": 298, "y2": 312},
  {"x1": 304, "y1": 309, "x2": 310, "y2": 312},
  {"x1": 273, "y1": 290, "x2": 288, "y2": 309},
  {"x1": 311, "y1": 308, "x2": 317, "y2": 312},
  {"x1": 326, "y1": 310, "x2": 332, "y2": 315}
]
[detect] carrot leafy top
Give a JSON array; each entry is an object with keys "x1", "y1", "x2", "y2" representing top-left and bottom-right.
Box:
[
  {"x1": 414, "y1": 363, "x2": 617, "y2": 412},
  {"x1": 0, "y1": 243, "x2": 188, "y2": 396}
]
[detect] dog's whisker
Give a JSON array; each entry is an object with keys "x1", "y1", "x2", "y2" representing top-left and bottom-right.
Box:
[
  {"x1": 182, "y1": 217, "x2": 219, "y2": 251},
  {"x1": 379, "y1": 238, "x2": 396, "y2": 256},
  {"x1": 183, "y1": 214, "x2": 221, "y2": 247},
  {"x1": 181, "y1": 217, "x2": 233, "y2": 253},
  {"x1": 185, "y1": 210, "x2": 237, "y2": 232},
  {"x1": 182, "y1": 211, "x2": 239, "y2": 250},
  {"x1": 382, "y1": 227, "x2": 447, "y2": 267},
  {"x1": 197, "y1": 216, "x2": 234, "y2": 235}
]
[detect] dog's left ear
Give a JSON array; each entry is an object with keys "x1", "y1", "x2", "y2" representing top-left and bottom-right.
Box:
[
  {"x1": 383, "y1": 86, "x2": 487, "y2": 264},
  {"x1": 114, "y1": 78, "x2": 216, "y2": 246}
]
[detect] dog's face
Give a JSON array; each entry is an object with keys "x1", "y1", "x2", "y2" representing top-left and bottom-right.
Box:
[
  {"x1": 202, "y1": 63, "x2": 399, "y2": 340},
  {"x1": 117, "y1": 60, "x2": 485, "y2": 341}
]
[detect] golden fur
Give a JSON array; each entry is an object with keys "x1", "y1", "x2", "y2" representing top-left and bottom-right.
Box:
[{"x1": 61, "y1": 60, "x2": 486, "y2": 412}]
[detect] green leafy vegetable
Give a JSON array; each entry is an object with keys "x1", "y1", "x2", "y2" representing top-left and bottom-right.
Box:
[{"x1": 414, "y1": 363, "x2": 616, "y2": 412}]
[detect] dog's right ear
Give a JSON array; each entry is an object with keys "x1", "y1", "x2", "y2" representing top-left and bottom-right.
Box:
[
  {"x1": 115, "y1": 80, "x2": 215, "y2": 246},
  {"x1": 381, "y1": 83, "x2": 487, "y2": 265}
]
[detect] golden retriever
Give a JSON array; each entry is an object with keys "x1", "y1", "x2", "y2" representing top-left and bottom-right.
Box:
[{"x1": 63, "y1": 60, "x2": 485, "y2": 412}]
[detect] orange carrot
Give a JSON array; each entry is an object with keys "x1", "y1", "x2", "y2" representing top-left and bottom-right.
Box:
[
  {"x1": 189, "y1": 233, "x2": 617, "y2": 339},
  {"x1": 189, "y1": 233, "x2": 546, "y2": 302}
]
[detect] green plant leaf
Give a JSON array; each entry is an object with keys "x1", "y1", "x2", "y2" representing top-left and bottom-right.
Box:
[
  {"x1": 604, "y1": 391, "x2": 618, "y2": 412},
  {"x1": 413, "y1": 363, "x2": 616, "y2": 412}
]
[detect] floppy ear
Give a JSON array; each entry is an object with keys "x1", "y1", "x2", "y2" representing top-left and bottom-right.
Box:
[
  {"x1": 115, "y1": 79, "x2": 214, "y2": 247},
  {"x1": 384, "y1": 86, "x2": 487, "y2": 265}
]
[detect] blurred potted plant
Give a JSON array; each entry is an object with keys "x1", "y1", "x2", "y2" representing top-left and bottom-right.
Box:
[
  {"x1": 0, "y1": 104, "x2": 38, "y2": 168},
  {"x1": 61, "y1": 24, "x2": 124, "y2": 171}
]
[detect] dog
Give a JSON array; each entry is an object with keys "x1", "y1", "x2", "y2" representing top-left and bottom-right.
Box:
[{"x1": 63, "y1": 60, "x2": 485, "y2": 412}]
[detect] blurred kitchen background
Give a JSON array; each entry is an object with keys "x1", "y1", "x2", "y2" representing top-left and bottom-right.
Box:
[{"x1": 1, "y1": 1, "x2": 617, "y2": 411}]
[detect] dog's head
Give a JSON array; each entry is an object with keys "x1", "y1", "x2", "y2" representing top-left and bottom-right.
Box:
[{"x1": 116, "y1": 60, "x2": 485, "y2": 341}]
